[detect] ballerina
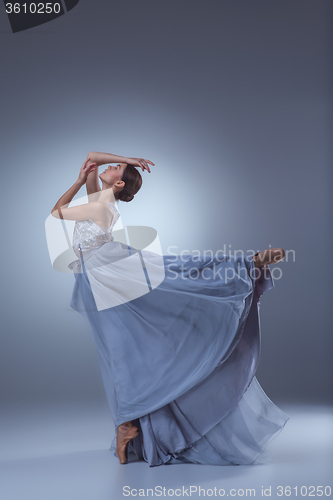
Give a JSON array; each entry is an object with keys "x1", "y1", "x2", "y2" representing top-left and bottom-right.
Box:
[{"x1": 51, "y1": 151, "x2": 288, "y2": 467}]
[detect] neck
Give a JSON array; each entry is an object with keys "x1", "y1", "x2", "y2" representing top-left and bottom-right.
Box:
[{"x1": 95, "y1": 186, "x2": 117, "y2": 205}]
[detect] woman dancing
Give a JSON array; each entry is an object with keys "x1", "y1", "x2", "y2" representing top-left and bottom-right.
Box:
[{"x1": 51, "y1": 151, "x2": 289, "y2": 467}]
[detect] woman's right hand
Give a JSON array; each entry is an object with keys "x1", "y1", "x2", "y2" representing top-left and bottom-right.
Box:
[
  {"x1": 77, "y1": 158, "x2": 97, "y2": 185},
  {"x1": 127, "y1": 158, "x2": 154, "y2": 173}
]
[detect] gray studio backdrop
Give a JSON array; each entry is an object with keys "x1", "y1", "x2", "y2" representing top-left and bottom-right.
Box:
[{"x1": 0, "y1": 0, "x2": 331, "y2": 408}]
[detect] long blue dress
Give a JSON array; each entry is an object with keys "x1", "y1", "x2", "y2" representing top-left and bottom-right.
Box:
[{"x1": 68, "y1": 203, "x2": 289, "y2": 467}]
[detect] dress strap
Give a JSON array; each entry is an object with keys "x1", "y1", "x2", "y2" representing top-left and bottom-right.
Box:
[{"x1": 78, "y1": 244, "x2": 87, "y2": 274}]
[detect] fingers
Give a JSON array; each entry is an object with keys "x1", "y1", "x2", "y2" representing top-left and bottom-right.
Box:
[
  {"x1": 139, "y1": 159, "x2": 152, "y2": 173},
  {"x1": 83, "y1": 158, "x2": 96, "y2": 168},
  {"x1": 88, "y1": 164, "x2": 97, "y2": 174},
  {"x1": 84, "y1": 161, "x2": 97, "y2": 169},
  {"x1": 133, "y1": 158, "x2": 154, "y2": 173},
  {"x1": 145, "y1": 159, "x2": 154, "y2": 172}
]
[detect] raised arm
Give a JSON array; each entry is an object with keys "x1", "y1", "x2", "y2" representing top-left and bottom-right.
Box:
[{"x1": 86, "y1": 151, "x2": 155, "y2": 196}]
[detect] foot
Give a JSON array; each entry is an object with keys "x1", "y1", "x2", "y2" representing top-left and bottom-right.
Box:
[
  {"x1": 116, "y1": 421, "x2": 139, "y2": 464},
  {"x1": 253, "y1": 248, "x2": 286, "y2": 268}
]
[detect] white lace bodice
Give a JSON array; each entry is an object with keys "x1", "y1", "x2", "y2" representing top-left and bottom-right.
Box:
[{"x1": 72, "y1": 202, "x2": 120, "y2": 258}]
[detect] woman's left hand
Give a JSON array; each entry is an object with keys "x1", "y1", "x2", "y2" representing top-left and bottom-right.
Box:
[
  {"x1": 77, "y1": 158, "x2": 97, "y2": 184},
  {"x1": 127, "y1": 157, "x2": 154, "y2": 173}
]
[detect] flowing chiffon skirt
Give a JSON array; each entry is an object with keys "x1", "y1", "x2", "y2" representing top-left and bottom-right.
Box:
[{"x1": 68, "y1": 240, "x2": 289, "y2": 467}]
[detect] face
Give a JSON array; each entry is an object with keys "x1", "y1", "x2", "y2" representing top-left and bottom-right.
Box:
[{"x1": 99, "y1": 163, "x2": 127, "y2": 187}]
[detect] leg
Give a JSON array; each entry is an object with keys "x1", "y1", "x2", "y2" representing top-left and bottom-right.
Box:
[{"x1": 253, "y1": 248, "x2": 286, "y2": 268}]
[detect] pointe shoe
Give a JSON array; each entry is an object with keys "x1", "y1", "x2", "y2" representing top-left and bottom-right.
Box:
[
  {"x1": 253, "y1": 248, "x2": 286, "y2": 268},
  {"x1": 116, "y1": 422, "x2": 139, "y2": 464}
]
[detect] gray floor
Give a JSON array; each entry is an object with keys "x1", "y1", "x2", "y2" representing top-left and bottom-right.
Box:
[{"x1": 1, "y1": 400, "x2": 332, "y2": 500}]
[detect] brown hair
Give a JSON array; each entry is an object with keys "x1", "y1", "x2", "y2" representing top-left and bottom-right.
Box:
[{"x1": 115, "y1": 164, "x2": 142, "y2": 202}]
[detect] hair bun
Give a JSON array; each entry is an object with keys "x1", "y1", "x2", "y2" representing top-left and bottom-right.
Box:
[{"x1": 118, "y1": 190, "x2": 134, "y2": 202}]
